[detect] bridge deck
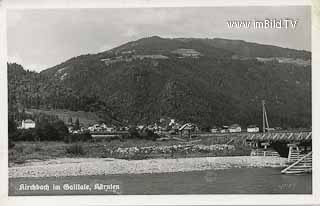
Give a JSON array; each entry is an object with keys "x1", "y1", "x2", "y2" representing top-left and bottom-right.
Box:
[{"x1": 245, "y1": 132, "x2": 312, "y2": 142}]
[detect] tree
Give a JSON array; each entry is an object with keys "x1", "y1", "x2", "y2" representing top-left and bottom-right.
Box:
[
  {"x1": 74, "y1": 118, "x2": 80, "y2": 130},
  {"x1": 128, "y1": 126, "x2": 140, "y2": 139},
  {"x1": 8, "y1": 117, "x2": 17, "y2": 134},
  {"x1": 53, "y1": 120, "x2": 69, "y2": 140},
  {"x1": 68, "y1": 116, "x2": 73, "y2": 125}
]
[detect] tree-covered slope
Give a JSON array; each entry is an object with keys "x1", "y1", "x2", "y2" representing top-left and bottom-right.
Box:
[{"x1": 9, "y1": 37, "x2": 311, "y2": 128}]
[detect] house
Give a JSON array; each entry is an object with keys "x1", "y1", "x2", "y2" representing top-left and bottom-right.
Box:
[
  {"x1": 210, "y1": 126, "x2": 219, "y2": 133},
  {"x1": 220, "y1": 126, "x2": 229, "y2": 133},
  {"x1": 20, "y1": 119, "x2": 36, "y2": 129},
  {"x1": 266, "y1": 127, "x2": 275, "y2": 132},
  {"x1": 137, "y1": 125, "x2": 145, "y2": 130},
  {"x1": 100, "y1": 123, "x2": 107, "y2": 129},
  {"x1": 179, "y1": 123, "x2": 194, "y2": 139},
  {"x1": 172, "y1": 48, "x2": 201, "y2": 58},
  {"x1": 210, "y1": 128, "x2": 218, "y2": 133},
  {"x1": 229, "y1": 124, "x2": 242, "y2": 133},
  {"x1": 88, "y1": 124, "x2": 101, "y2": 132},
  {"x1": 105, "y1": 126, "x2": 115, "y2": 132},
  {"x1": 67, "y1": 126, "x2": 74, "y2": 133},
  {"x1": 247, "y1": 125, "x2": 259, "y2": 133}
]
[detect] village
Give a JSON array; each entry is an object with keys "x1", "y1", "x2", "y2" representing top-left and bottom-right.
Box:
[{"x1": 17, "y1": 116, "x2": 263, "y2": 139}]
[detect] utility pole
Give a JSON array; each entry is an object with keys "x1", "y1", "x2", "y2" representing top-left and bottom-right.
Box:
[
  {"x1": 262, "y1": 100, "x2": 265, "y2": 133},
  {"x1": 262, "y1": 100, "x2": 270, "y2": 133}
]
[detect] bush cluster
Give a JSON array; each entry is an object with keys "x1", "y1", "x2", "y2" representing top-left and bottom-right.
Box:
[
  {"x1": 65, "y1": 143, "x2": 85, "y2": 155},
  {"x1": 64, "y1": 132, "x2": 92, "y2": 143}
]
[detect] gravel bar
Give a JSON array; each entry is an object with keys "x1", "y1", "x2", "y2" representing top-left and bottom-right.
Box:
[{"x1": 9, "y1": 156, "x2": 288, "y2": 178}]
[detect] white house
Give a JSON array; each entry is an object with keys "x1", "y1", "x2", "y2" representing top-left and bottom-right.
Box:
[
  {"x1": 220, "y1": 126, "x2": 229, "y2": 133},
  {"x1": 210, "y1": 126, "x2": 219, "y2": 133},
  {"x1": 20, "y1": 119, "x2": 36, "y2": 129},
  {"x1": 105, "y1": 126, "x2": 115, "y2": 132},
  {"x1": 247, "y1": 125, "x2": 259, "y2": 133},
  {"x1": 88, "y1": 124, "x2": 101, "y2": 132},
  {"x1": 229, "y1": 124, "x2": 242, "y2": 133}
]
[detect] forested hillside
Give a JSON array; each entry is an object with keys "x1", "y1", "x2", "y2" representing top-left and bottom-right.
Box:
[{"x1": 8, "y1": 37, "x2": 311, "y2": 129}]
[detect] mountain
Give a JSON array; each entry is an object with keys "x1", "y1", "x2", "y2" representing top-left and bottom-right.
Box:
[
  {"x1": 199, "y1": 38, "x2": 311, "y2": 60},
  {"x1": 9, "y1": 37, "x2": 311, "y2": 128}
]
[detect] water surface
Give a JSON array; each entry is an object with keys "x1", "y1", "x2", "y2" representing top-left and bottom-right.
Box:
[{"x1": 9, "y1": 167, "x2": 312, "y2": 195}]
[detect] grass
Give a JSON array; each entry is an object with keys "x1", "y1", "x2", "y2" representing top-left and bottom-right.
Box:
[
  {"x1": 65, "y1": 143, "x2": 86, "y2": 156},
  {"x1": 9, "y1": 134, "x2": 251, "y2": 164},
  {"x1": 26, "y1": 108, "x2": 103, "y2": 127}
]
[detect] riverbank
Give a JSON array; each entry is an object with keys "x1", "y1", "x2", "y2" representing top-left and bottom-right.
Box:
[
  {"x1": 9, "y1": 138, "x2": 251, "y2": 164},
  {"x1": 9, "y1": 156, "x2": 288, "y2": 178}
]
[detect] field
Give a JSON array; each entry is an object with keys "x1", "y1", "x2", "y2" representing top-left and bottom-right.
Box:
[
  {"x1": 26, "y1": 108, "x2": 103, "y2": 127},
  {"x1": 9, "y1": 134, "x2": 251, "y2": 166}
]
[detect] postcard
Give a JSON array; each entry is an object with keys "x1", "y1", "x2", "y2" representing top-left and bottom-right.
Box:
[{"x1": 1, "y1": 0, "x2": 319, "y2": 205}]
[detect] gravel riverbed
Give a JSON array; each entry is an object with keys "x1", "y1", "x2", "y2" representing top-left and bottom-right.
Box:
[{"x1": 9, "y1": 156, "x2": 288, "y2": 178}]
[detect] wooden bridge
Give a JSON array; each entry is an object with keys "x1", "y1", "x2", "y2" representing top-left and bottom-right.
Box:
[
  {"x1": 245, "y1": 131, "x2": 312, "y2": 142},
  {"x1": 244, "y1": 131, "x2": 312, "y2": 174}
]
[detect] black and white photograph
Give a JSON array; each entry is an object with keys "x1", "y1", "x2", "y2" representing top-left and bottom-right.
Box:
[{"x1": 1, "y1": 0, "x2": 319, "y2": 204}]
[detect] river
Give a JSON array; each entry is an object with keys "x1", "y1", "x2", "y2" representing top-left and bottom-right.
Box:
[{"x1": 9, "y1": 167, "x2": 311, "y2": 195}]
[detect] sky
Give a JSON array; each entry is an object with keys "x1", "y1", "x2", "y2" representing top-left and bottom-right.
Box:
[{"x1": 7, "y1": 6, "x2": 311, "y2": 72}]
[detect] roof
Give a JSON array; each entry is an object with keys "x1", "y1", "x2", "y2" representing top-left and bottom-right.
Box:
[
  {"x1": 179, "y1": 123, "x2": 193, "y2": 131},
  {"x1": 247, "y1": 132, "x2": 312, "y2": 142},
  {"x1": 23, "y1": 119, "x2": 35, "y2": 123},
  {"x1": 229, "y1": 124, "x2": 241, "y2": 129},
  {"x1": 247, "y1": 125, "x2": 258, "y2": 128}
]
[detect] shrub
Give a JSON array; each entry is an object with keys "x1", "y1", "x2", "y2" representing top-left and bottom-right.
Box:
[
  {"x1": 8, "y1": 140, "x2": 15, "y2": 149},
  {"x1": 64, "y1": 132, "x2": 92, "y2": 143},
  {"x1": 66, "y1": 143, "x2": 85, "y2": 155},
  {"x1": 128, "y1": 126, "x2": 140, "y2": 139},
  {"x1": 139, "y1": 128, "x2": 159, "y2": 141},
  {"x1": 18, "y1": 129, "x2": 38, "y2": 141}
]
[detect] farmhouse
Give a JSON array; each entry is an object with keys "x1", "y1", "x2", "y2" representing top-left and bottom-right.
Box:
[
  {"x1": 20, "y1": 119, "x2": 36, "y2": 129},
  {"x1": 220, "y1": 126, "x2": 229, "y2": 133},
  {"x1": 247, "y1": 125, "x2": 259, "y2": 133},
  {"x1": 229, "y1": 124, "x2": 242, "y2": 133},
  {"x1": 88, "y1": 124, "x2": 101, "y2": 132},
  {"x1": 210, "y1": 126, "x2": 219, "y2": 133},
  {"x1": 172, "y1": 48, "x2": 201, "y2": 58},
  {"x1": 179, "y1": 123, "x2": 194, "y2": 139}
]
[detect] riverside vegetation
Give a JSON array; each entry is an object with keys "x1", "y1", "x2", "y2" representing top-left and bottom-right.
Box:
[{"x1": 9, "y1": 127, "x2": 251, "y2": 165}]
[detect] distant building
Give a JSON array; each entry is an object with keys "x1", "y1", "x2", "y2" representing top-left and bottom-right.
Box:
[
  {"x1": 88, "y1": 124, "x2": 101, "y2": 132},
  {"x1": 105, "y1": 126, "x2": 115, "y2": 132},
  {"x1": 266, "y1": 128, "x2": 275, "y2": 132},
  {"x1": 67, "y1": 126, "x2": 74, "y2": 133},
  {"x1": 210, "y1": 126, "x2": 219, "y2": 133},
  {"x1": 137, "y1": 125, "x2": 145, "y2": 130},
  {"x1": 229, "y1": 124, "x2": 242, "y2": 133},
  {"x1": 20, "y1": 119, "x2": 36, "y2": 129},
  {"x1": 247, "y1": 125, "x2": 259, "y2": 133},
  {"x1": 172, "y1": 48, "x2": 201, "y2": 58},
  {"x1": 179, "y1": 123, "x2": 194, "y2": 139},
  {"x1": 100, "y1": 123, "x2": 107, "y2": 129},
  {"x1": 220, "y1": 125, "x2": 229, "y2": 133}
]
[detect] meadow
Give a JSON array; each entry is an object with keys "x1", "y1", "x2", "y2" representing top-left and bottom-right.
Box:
[{"x1": 9, "y1": 134, "x2": 251, "y2": 165}]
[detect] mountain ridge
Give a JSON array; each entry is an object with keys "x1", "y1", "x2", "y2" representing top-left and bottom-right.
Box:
[{"x1": 9, "y1": 37, "x2": 311, "y2": 128}]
